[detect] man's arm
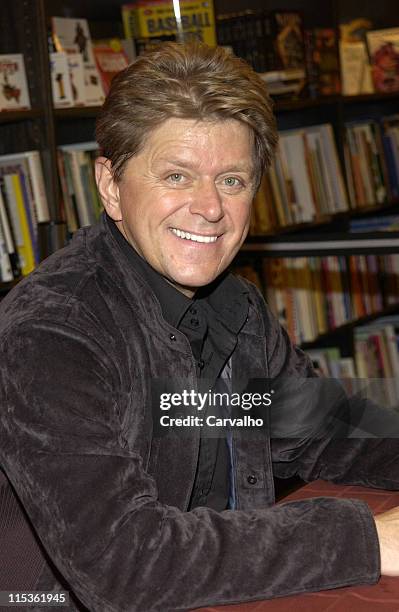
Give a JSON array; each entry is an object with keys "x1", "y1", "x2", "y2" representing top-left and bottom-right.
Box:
[
  {"x1": 1, "y1": 319, "x2": 380, "y2": 611},
  {"x1": 261, "y1": 294, "x2": 399, "y2": 489},
  {"x1": 257, "y1": 289, "x2": 399, "y2": 580}
]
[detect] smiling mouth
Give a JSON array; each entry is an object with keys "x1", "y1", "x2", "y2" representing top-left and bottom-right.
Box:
[{"x1": 170, "y1": 228, "x2": 219, "y2": 243}]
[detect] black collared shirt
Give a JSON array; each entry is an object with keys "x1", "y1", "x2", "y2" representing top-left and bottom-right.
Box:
[{"x1": 107, "y1": 215, "x2": 249, "y2": 510}]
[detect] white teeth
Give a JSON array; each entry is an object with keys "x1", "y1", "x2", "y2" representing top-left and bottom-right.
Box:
[{"x1": 171, "y1": 228, "x2": 218, "y2": 243}]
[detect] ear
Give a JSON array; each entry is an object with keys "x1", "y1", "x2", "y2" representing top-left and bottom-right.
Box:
[{"x1": 95, "y1": 157, "x2": 121, "y2": 221}]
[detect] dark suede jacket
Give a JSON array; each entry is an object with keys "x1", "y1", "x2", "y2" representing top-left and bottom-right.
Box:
[{"x1": 1, "y1": 214, "x2": 398, "y2": 611}]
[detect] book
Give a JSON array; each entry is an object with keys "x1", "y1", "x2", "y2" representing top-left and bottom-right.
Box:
[
  {"x1": 122, "y1": 0, "x2": 217, "y2": 47},
  {"x1": 50, "y1": 52, "x2": 74, "y2": 107},
  {"x1": 0, "y1": 151, "x2": 50, "y2": 223},
  {"x1": 381, "y1": 115, "x2": 399, "y2": 198},
  {"x1": 311, "y1": 29, "x2": 341, "y2": 96},
  {"x1": 92, "y1": 40, "x2": 129, "y2": 95},
  {"x1": 52, "y1": 17, "x2": 105, "y2": 105},
  {"x1": 0, "y1": 188, "x2": 14, "y2": 282},
  {"x1": 57, "y1": 150, "x2": 79, "y2": 233},
  {"x1": 339, "y1": 18, "x2": 374, "y2": 96},
  {"x1": 279, "y1": 131, "x2": 316, "y2": 222},
  {"x1": 2, "y1": 174, "x2": 35, "y2": 276},
  {"x1": 58, "y1": 142, "x2": 100, "y2": 229},
  {"x1": 0, "y1": 178, "x2": 21, "y2": 279},
  {"x1": 0, "y1": 54, "x2": 31, "y2": 111},
  {"x1": 339, "y1": 41, "x2": 374, "y2": 96},
  {"x1": 345, "y1": 120, "x2": 391, "y2": 208},
  {"x1": 259, "y1": 254, "x2": 399, "y2": 346},
  {"x1": 0, "y1": 160, "x2": 39, "y2": 265},
  {"x1": 270, "y1": 11, "x2": 305, "y2": 72},
  {"x1": 366, "y1": 28, "x2": 399, "y2": 93},
  {"x1": 250, "y1": 173, "x2": 276, "y2": 235}
]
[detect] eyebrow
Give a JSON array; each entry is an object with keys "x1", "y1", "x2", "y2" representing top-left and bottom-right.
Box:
[{"x1": 157, "y1": 157, "x2": 254, "y2": 175}]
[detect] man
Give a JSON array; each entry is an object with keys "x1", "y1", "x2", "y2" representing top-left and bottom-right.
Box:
[{"x1": 1, "y1": 42, "x2": 399, "y2": 611}]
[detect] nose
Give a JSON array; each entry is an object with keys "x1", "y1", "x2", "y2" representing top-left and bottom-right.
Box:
[{"x1": 189, "y1": 179, "x2": 224, "y2": 222}]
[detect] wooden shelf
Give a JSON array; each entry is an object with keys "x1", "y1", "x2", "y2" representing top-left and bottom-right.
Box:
[
  {"x1": 54, "y1": 106, "x2": 102, "y2": 119},
  {"x1": 0, "y1": 108, "x2": 43, "y2": 123},
  {"x1": 342, "y1": 91, "x2": 399, "y2": 104},
  {"x1": 243, "y1": 231, "x2": 399, "y2": 256},
  {"x1": 274, "y1": 95, "x2": 339, "y2": 112},
  {"x1": 271, "y1": 91, "x2": 399, "y2": 113},
  {"x1": 246, "y1": 200, "x2": 399, "y2": 245},
  {"x1": 300, "y1": 303, "x2": 399, "y2": 350}
]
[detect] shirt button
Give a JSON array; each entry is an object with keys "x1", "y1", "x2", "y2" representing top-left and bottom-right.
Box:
[
  {"x1": 190, "y1": 318, "x2": 199, "y2": 327},
  {"x1": 247, "y1": 475, "x2": 257, "y2": 485},
  {"x1": 198, "y1": 360, "x2": 205, "y2": 370},
  {"x1": 169, "y1": 333, "x2": 176, "y2": 341}
]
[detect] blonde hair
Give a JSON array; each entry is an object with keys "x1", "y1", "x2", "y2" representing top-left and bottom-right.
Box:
[{"x1": 96, "y1": 42, "x2": 278, "y2": 186}]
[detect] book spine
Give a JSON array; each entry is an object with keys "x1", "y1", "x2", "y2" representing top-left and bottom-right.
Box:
[
  {"x1": 26, "y1": 151, "x2": 50, "y2": 223},
  {"x1": 3, "y1": 174, "x2": 35, "y2": 276},
  {"x1": 0, "y1": 193, "x2": 13, "y2": 282},
  {"x1": 17, "y1": 170, "x2": 39, "y2": 265}
]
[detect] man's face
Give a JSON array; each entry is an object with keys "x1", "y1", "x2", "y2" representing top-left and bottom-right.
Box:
[{"x1": 102, "y1": 117, "x2": 255, "y2": 297}]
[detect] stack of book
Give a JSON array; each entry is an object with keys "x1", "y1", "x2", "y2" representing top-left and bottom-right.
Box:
[
  {"x1": 0, "y1": 151, "x2": 49, "y2": 281},
  {"x1": 306, "y1": 323, "x2": 399, "y2": 410},
  {"x1": 306, "y1": 347, "x2": 356, "y2": 379},
  {"x1": 57, "y1": 142, "x2": 102, "y2": 232},
  {"x1": 216, "y1": 9, "x2": 306, "y2": 97},
  {"x1": 250, "y1": 123, "x2": 348, "y2": 233},
  {"x1": 355, "y1": 317, "x2": 399, "y2": 408},
  {"x1": 381, "y1": 116, "x2": 399, "y2": 200},
  {"x1": 50, "y1": 17, "x2": 109, "y2": 107},
  {"x1": 235, "y1": 254, "x2": 399, "y2": 346},
  {"x1": 344, "y1": 121, "x2": 389, "y2": 208}
]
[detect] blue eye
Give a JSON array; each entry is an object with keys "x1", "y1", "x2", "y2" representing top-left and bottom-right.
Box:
[
  {"x1": 224, "y1": 177, "x2": 242, "y2": 187},
  {"x1": 168, "y1": 173, "x2": 183, "y2": 182}
]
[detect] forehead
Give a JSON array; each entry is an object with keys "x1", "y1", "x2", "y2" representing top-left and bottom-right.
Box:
[{"x1": 139, "y1": 117, "x2": 255, "y2": 171}]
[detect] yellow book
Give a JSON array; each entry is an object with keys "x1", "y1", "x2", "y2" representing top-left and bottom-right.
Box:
[
  {"x1": 122, "y1": 1, "x2": 216, "y2": 46},
  {"x1": 4, "y1": 174, "x2": 35, "y2": 276}
]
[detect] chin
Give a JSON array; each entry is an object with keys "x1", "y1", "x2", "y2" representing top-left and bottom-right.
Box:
[{"x1": 169, "y1": 271, "x2": 220, "y2": 293}]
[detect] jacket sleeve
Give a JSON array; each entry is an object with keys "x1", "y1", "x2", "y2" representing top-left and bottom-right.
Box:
[
  {"x1": 260, "y1": 295, "x2": 399, "y2": 489},
  {"x1": 1, "y1": 318, "x2": 381, "y2": 612}
]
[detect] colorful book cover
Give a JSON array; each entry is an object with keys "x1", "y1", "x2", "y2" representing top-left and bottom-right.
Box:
[
  {"x1": 122, "y1": 1, "x2": 216, "y2": 47},
  {"x1": 366, "y1": 28, "x2": 399, "y2": 93},
  {"x1": 339, "y1": 41, "x2": 374, "y2": 95},
  {"x1": 0, "y1": 54, "x2": 31, "y2": 111},
  {"x1": 311, "y1": 29, "x2": 341, "y2": 95},
  {"x1": 271, "y1": 11, "x2": 305, "y2": 72},
  {"x1": 0, "y1": 151, "x2": 50, "y2": 223},
  {"x1": 92, "y1": 41, "x2": 129, "y2": 95},
  {"x1": 0, "y1": 162, "x2": 39, "y2": 264},
  {"x1": 3, "y1": 174, "x2": 35, "y2": 276},
  {"x1": 52, "y1": 17, "x2": 105, "y2": 105}
]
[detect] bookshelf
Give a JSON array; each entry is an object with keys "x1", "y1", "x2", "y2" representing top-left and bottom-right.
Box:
[{"x1": 2, "y1": 0, "x2": 399, "y2": 357}]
